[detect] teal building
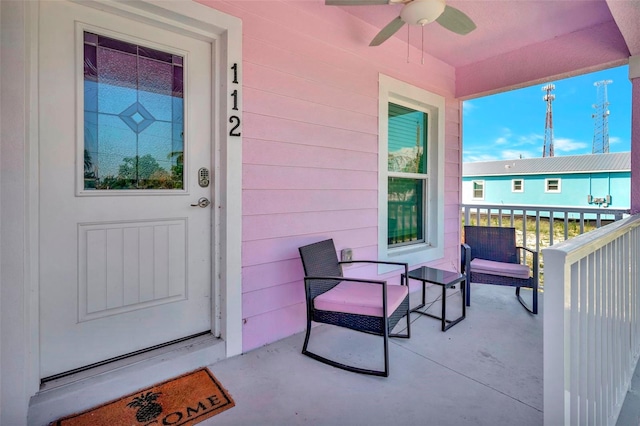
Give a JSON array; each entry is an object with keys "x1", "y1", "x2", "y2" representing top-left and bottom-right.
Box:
[{"x1": 462, "y1": 152, "x2": 630, "y2": 212}]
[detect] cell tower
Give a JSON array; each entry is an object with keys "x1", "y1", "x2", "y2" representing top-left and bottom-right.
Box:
[
  {"x1": 542, "y1": 84, "x2": 555, "y2": 157},
  {"x1": 592, "y1": 80, "x2": 613, "y2": 154}
]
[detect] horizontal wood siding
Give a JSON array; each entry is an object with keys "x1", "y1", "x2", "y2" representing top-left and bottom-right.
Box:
[{"x1": 202, "y1": 0, "x2": 459, "y2": 352}]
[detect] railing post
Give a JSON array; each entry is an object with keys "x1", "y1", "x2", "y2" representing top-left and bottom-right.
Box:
[
  {"x1": 543, "y1": 245, "x2": 569, "y2": 426},
  {"x1": 523, "y1": 211, "x2": 528, "y2": 249}
]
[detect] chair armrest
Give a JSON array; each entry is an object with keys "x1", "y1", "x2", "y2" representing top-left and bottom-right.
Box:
[
  {"x1": 516, "y1": 246, "x2": 537, "y2": 255},
  {"x1": 516, "y1": 246, "x2": 539, "y2": 280},
  {"x1": 461, "y1": 243, "x2": 471, "y2": 274},
  {"x1": 340, "y1": 260, "x2": 407, "y2": 267},
  {"x1": 304, "y1": 276, "x2": 386, "y2": 286},
  {"x1": 304, "y1": 276, "x2": 386, "y2": 303},
  {"x1": 338, "y1": 260, "x2": 409, "y2": 286},
  {"x1": 516, "y1": 246, "x2": 539, "y2": 262}
]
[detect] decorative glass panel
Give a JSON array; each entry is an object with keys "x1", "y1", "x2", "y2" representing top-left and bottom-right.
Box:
[
  {"x1": 388, "y1": 103, "x2": 427, "y2": 174},
  {"x1": 387, "y1": 178, "x2": 424, "y2": 245},
  {"x1": 83, "y1": 32, "x2": 184, "y2": 190}
]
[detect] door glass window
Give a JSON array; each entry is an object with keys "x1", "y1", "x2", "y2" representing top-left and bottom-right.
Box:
[{"x1": 83, "y1": 31, "x2": 184, "y2": 190}]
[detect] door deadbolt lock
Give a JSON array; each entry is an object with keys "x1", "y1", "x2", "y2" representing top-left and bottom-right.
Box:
[
  {"x1": 190, "y1": 197, "x2": 211, "y2": 208},
  {"x1": 198, "y1": 167, "x2": 210, "y2": 188}
]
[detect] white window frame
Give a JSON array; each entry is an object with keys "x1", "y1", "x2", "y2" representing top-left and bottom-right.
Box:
[
  {"x1": 545, "y1": 178, "x2": 561, "y2": 193},
  {"x1": 512, "y1": 179, "x2": 524, "y2": 193},
  {"x1": 378, "y1": 74, "x2": 445, "y2": 268},
  {"x1": 472, "y1": 180, "x2": 485, "y2": 200}
]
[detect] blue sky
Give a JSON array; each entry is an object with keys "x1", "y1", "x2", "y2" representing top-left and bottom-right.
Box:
[{"x1": 462, "y1": 65, "x2": 632, "y2": 163}]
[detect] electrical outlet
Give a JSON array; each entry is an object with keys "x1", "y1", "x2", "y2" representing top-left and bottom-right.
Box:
[{"x1": 341, "y1": 248, "x2": 353, "y2": 262}]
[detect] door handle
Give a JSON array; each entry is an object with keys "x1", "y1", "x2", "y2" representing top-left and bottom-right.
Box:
[{"x1": 190, "y1": 197, "x2": 211, "y2": 208}]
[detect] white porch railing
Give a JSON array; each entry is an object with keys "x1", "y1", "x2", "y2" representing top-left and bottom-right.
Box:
[
  {"x1": 543, "y1": 214, "x2": 640, "y2": 426},
  {"x1": 462, "y1": 203, "x2": 629, "y2": 252}
]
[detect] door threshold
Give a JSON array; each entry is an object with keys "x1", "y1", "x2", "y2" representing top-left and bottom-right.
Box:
[
  {"x1": 29, "y1": 334, "x2": 226, "y2": 426},
  {"x1": 41, "y1": 331, "x2": 213, "y2": 387}
]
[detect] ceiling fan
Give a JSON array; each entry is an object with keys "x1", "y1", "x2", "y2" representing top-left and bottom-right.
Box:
[{"x1": 326, "y1": 0, "x2": 476, "y2": 46}]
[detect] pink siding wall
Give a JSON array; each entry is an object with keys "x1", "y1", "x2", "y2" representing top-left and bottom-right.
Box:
[{"x1": 201, "y1": 0, "x2": 460, "y2": 352}]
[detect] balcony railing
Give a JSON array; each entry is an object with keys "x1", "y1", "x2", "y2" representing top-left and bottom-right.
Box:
[
  {"x1": 388, "y1": 201, "x2": 420, "y2": 245},
  {"x1": 462, "y1": 204, "x2": 638, "y2": 424},
  {"x1": 542, "y1": 213, "x2": 640, "y2": 426},
  {"x1": 461, "y1": 203, "x2": 629, "y2": 253}
]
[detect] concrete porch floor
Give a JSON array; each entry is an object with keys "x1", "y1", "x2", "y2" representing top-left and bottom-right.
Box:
[{"x1": 203, "y1": 284, "x2": 543, "y2": 426}]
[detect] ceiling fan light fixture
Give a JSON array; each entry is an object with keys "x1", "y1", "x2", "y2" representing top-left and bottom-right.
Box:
[{"x1": 400, "y1": 0, "x2": 446, "y2": 26}]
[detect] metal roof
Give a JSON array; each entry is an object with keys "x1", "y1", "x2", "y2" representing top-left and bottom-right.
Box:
[{"x1": 463, "y1": 152, "x2": 630, "y2": 177}]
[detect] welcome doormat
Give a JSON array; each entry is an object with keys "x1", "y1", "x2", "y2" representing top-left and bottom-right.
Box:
[{"x1": 53, "y1": 368, "x2": 235, "y2": 426}]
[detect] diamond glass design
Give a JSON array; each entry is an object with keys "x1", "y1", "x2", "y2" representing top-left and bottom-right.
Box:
[
  {"x1": 83, "y1": 31, "x2": 184, "y2": 190},
  {"x1": 119, "y1": 102, "x2": 156, "y2": 134}
]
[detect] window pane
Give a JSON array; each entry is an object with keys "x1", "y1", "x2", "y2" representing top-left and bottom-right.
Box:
[
  {"x1": 473, "y1": 181, "x2": 484, "y2": 198},
  {"x1": 83, "y1": 32, "x2": 184, "y2": 190},
  {"x1": 388, "y1": 178, "x2": 424, "y2": 245},
  {"x1": 388, "y1": 103, "x2": 427, "y2": 174}
]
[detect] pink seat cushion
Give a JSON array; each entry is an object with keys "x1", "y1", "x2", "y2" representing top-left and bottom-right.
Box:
[
  {"x1": 314, "y1": 281, "x2": 408, "y2": 317},
  {"x1": 470, "y1": 258, "x2": 530, "y2": 279}
]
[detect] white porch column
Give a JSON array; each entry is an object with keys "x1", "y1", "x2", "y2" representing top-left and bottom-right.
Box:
[{"x1": 630, "y1": 56, "x2": 640, "y2": 213}]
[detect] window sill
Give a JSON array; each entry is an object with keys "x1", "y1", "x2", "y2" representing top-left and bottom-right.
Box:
[{"x1": 378, "y1": 242, "x2": 444, "y2": 274}]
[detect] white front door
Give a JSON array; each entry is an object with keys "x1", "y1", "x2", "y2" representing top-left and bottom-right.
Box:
[{"x1": 38, "y1": 1, "x2": 214, "y2": 378}]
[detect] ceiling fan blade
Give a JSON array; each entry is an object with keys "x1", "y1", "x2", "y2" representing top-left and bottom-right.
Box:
[
  {"x1": 436, "y1": 5, "x2": 476, "y2": 35},
  {"x1": 369, "y1": 16, "x2": 405, "y2": 46},
  {"x1": 325, "y1": 0, "x2": 389, "y2": 5}
]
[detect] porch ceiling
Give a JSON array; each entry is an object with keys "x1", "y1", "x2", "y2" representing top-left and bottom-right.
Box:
[{"x1": 330, "y1": 0, "x2": 640, "y2": 97}]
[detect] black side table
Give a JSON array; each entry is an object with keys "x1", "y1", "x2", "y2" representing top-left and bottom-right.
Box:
[{"x1": 403, "y1": 266, "x2": 466, "y2": 331}]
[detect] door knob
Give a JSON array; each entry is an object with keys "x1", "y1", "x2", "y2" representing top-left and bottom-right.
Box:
[{"x1": 190, "y1": 197, "x2": 211, "y2": 208}]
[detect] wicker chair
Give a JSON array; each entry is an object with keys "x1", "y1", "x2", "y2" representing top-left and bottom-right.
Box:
[
  {"x1": 462, "y1": 226, "x2": 538, "y2": 314},
  {"x1": 298, "y1": 239, "x2": 411, "y2": 377}
]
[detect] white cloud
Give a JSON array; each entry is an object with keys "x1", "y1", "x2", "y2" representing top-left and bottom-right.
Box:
[
  {"x1": 500, "y1": 149, "x2": 537, "y2": 160},
  {"x1": 494, "y1": 128, "x2": 512, "y2": 145},
  {"x1": 492, "y1": 129, "x2": 544, "y2": 148},
  {"x1": 463, "y1": 147, "x2": 539, "y2": 163},
  {"x1": 462, "y1": 101, "x2": 477, "y2": 115},
  {"x1": 463, "y1": 153, "x2": 500, "y2": 163},
  {"x1": 464, "y1": 129, "x2": 544, "y2": 162},
  {"x1": 516, "y1": 133, "x2": 543, "y2": 146},
  {"x1": 553, "y1": 137, "x2": 589, "y2": 153},
  {"x1": 464, "y1": 129, "x2": 598, "y2": 162}
]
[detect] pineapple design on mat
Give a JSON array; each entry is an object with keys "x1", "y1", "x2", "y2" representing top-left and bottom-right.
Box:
[{"x1": 127, "y1": 391, "x2": 163, "y2": 423}]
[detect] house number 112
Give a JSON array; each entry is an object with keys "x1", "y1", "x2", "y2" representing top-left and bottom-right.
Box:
[{"x1": 229, "y1": 63, "x2": 241, "y2": 137}]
